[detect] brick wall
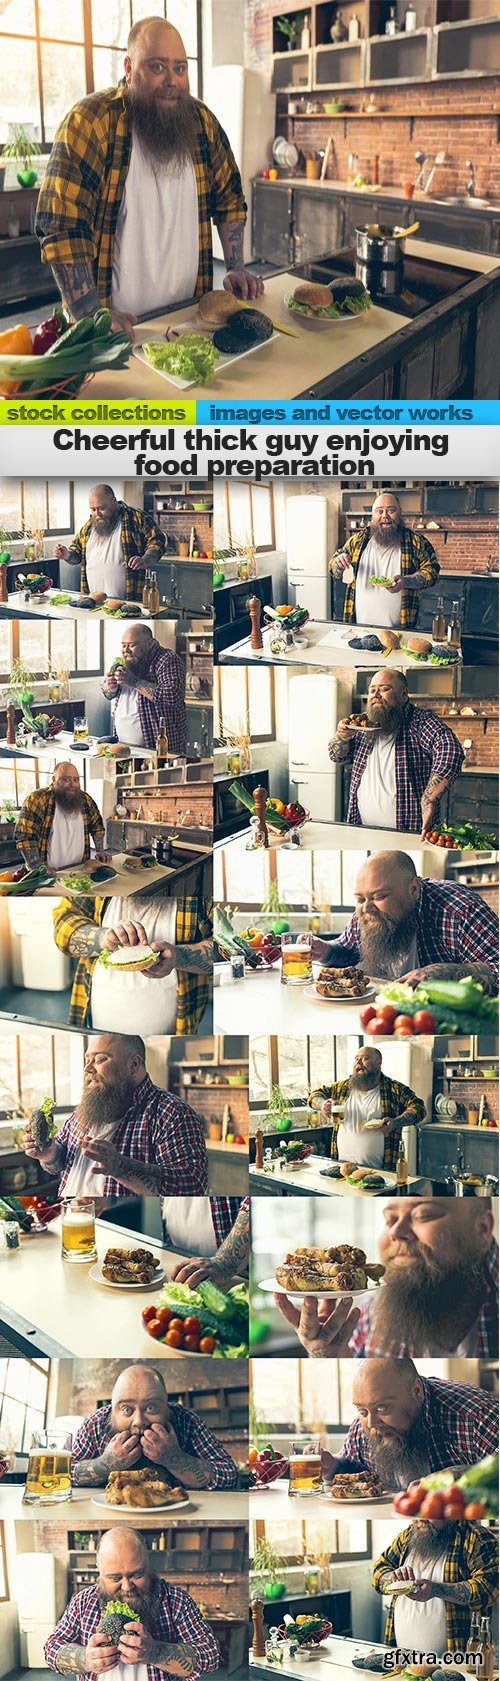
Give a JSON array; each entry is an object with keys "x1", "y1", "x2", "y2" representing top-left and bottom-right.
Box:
[
  {"x1": 426, "y1": 702, "x2": 498, "y2": 766},
  {"x1": 435, "y1": 1077, "x2": 499, "y2": 1124},
  {"x1": 402, "y1": 518, "x2": 498, "y2": 577},
  {"x1": 178, "y1": 1084, "x2": 249, "y2": 1137}
]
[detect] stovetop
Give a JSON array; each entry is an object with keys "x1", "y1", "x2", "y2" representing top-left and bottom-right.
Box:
[{"x1": 297, "y1": 247, "x2": 477, "y2": 319}]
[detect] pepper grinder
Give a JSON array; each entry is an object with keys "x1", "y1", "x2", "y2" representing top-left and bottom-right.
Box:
[
  {"x1": 253, "y1": 785, "x2": 269, "y2": 849},
  {"x1": 255, "y1": 1127, "x2": 264, "y2": 1169},
  {"x1": 6, "y1": 703, "x2": 16, "y2": 745},
  {"x1": 251, "y1": 1601, "x2": 266, "y2": 1659},
  {"x1": 248, "y1": 595, "x2": 263, "y2": 651}
]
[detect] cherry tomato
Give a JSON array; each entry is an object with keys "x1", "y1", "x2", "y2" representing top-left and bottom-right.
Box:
[
  {"x1": 446, "y1": 1486, "x2": 465, "y2": 1505},
  {"x1": 165, "y1": 1327, "x2": 183, "y2": 1348},
  {"x1": 394, "y1": 1493, "x2": 421, "y2": 1515},
  {"x1": 167, "y1": 1318, "x2": 185, "y2": 1334},
  {"x1": 464, "y1": 1501, "x2": 487, "y2": 1519},
  {"x1": 184, "y1": 1316, "x2": 201, "y2": 1334},
  {"x1": 377, "y1": 1004, "x2": 398, "y2": 1029},
  {"x1": 412, "y1": 1010, "x2": 436, "y2": 1034},
  {"x1": 443, "y1": 1502, "x2": 466, "y2": 1520},
  {"x1": 366, "y1": 1017, "x2": 388, "y2": 1035},
  {"x1": 393, "y1": 1016, "x2": 415, "y2": 1036},
  {"x1": 141, "y1": 1304, "x2": 157, "y2": 1324},
  {"x1": 155, "y1": 1306, "x2": 173, "y2": 1331},
  {"x1": 146, "y1": 1317, "x2": 164, "y2": 1338},
  {"x1": 199, "y1": 1335, "x2": 216, "y2": 1354},
  {"x1": 359, "y1": 1004, "x2": 377, "y2": 1027},
  {"x1": 182, "y1": 1334, "x2": 200, "y2": 1352},
  {"x1": 438, "y1": 836, "x2": 447, "y2": 847},
  {"x1": 419, "y1": 1492, "x2": 445, "y2": 1519}
]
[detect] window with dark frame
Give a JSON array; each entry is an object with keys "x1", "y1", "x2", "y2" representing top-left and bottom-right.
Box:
[{"x1": 0, "y1": 1357, "x2": 49, "y2": 1463}]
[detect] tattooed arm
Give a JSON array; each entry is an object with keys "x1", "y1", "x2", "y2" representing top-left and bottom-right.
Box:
[
  {"x1": 18, "y1": 844, "x2": 43, "y2": 870},
  {"x1": 217, "y1": 222, "x2": 263, "y2": 300},
  {"x1": 54, "y1": 1647, "x2": 89, "y2": 1674},
  {"x1": 172, "y1": 1201, "x2": 249, "y2": 1288},
  {"x1": 50, "y1": 259, "x2": 135, "y2": 337},
  {"x1": 149, "y1": 1644, "x2": 199, "y2": 1675},
  {"x1": 405, "y1": 961, "x2": 498, "y2": 994},
  {"x1": 173, "y1": 940, "x2": 213, "y2": 974}
]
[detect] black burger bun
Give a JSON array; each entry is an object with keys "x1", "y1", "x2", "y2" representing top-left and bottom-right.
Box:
[
  {"x1": 330, "y1": 277, "x2": 368, "y2": 305},
  {"x1": 213, "y1": 310, "x2": 274, "y2": 353}
]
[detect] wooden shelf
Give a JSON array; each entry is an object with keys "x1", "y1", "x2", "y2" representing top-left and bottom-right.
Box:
[{"x1": 285, "y1": 106, "x2": 491, "y2": 116}]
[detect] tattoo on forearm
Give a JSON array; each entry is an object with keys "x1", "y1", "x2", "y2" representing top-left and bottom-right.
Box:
[
  {"x1": 167, "y1": 1452, "x2": 211, "y2": 1489},
  {"x1": 112, "y1": 1157, "x2": 166, "y2": 1195},
  {"x1": 329, "y1": 733, "x2": 350, "y2": 762},
  {"x1": 151, "y1": 1643, "x2": 198, "y2": 1675},
  {"x1": 55, "y1": 1646, "x2": 88, "y2": 1674},
  {"x1": 174, "y1": 940, "x2": 213, "y2": 974},
  {"x1": 423, "y1": 961, "x2": 497, "y2": 994},
  {"x1": 51, "y1": 260, "x2": 99, "y2": 320},
  {"x1": 21, "y1": 846, "x2": 42, "y2": 870},
  {"x1": 67, "y1": 921, "x2": 104, "y2": 958},
  {"x1": 441, "y1": 1583, "x2": 471, "y2": 1604},
  {"x1": 219, "y1": 221, "x2": 244, "y2": 270},
  {"x1": 71, "y1": 1457, "x2": 107, "y2": 1487},
  {"x1": 423, "y1": 773, "x2": 448, "y2": 800},
  {"x1": 213, "y1": 1204, "x2": 249, "y2": 1278}
]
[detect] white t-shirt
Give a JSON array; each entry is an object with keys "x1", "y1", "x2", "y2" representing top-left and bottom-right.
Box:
[
  {"x1": 162, "y1": 1196, "x2": 217, "y2": 1257},
  {"x1": 90, "y1": 898, "x2": 178, "y2": 1035},
  {"x1": 61, "y1": 1118, "x2": 120, "y2": 1198},
  {"x1": 114, "y1": 687, "x2": 145, "y2": 746},
  {"x1": 106, "y1": 1666, "x2": 149, "y2": 1681},
  {"x1": 46, "y1": 807, "x2": 86, "y2": 870},
  {"x1": 357, "y1": 735, "x2": 397, "y2": 829},
  {"x1": 112, "y1": 135, "x2": 200, "y2": 316},
  {"x1": 355, "y1": 536, "x2": 402, "y2": 627},
  {"x1": 393, "y1": 1549, "x2": 447, "y2": 1658},
  {"x1": 86, "y1": 523, "x2": 126, "y2": 599},
  {"x1": 337, "y1": 1085, "x2": 385, "y2": 1168}
]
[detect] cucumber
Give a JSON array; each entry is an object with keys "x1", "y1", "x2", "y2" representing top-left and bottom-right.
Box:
[
  {"x1": 47, "y1": 316, "x2": 96, "y2": 356},
  {"x1": 0, "y1": 1195, "x2": 32, "y2": 1231}
]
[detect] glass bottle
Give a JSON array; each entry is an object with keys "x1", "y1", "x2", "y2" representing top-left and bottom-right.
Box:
[
  {"x1": 447, "y1": 599, "x2": 462, "y2": 649},
  {"x1": 396, "y1": 1137, "x2": 408, "y2": 1191},
  {"x1": 385, "y1": 5, "x2": 399, "y2": 34},
  {"x1": 156, "y1": 716, "x2": 169, "y2": 767},
  {"x1": 478, "y1": 1617, "x2": 494, "y2": 1681},
  {"x1": 301, "y1": 14, "x2": 311, "y2": 49},
  {"x1": 466, "y1": 1612, "x2": 481, "y2": 1671},
  {"x1": 432, "y1": 596, "x2": 446, "y2": 641},
  {"x1": 405, "y1": 3, "x2": 417, "y2": 30},
  {"x1": 142, "y1": 570, "x2": 152, "y2": 611},
  {"x1": 349, "y1": 12, "x2": 361, "y2": 40},
  {"x1": 148, "y1": 572, "x2": 160, "y2": 615}
]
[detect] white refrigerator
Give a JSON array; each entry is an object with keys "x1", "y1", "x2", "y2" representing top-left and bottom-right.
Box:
[
  {"x1": 286, "y1": 494, "x2": 335, "y2": 620},
  {"x1": 289, "y1": 673, "x2": 340, "y2": 821},
  {"x1": 14, "y1": 1552, "x2": 66, "y2": 1667},
  {"x1": 204, "y1": 66, "x2": 275, "y2": 264}
]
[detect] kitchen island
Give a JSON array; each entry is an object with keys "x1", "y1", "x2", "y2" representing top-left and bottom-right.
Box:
[
  {"x1": 0, "y1": 1483, "x2": 248, "y2": 1524},
  {"x1": 250, "y1": 1638, "x2": 393, "y2": 1681},
  {"x1": 214, "y1": 966, "x2": 413, "y2": 1037},
  {"x1": 249, "y1": 1477, "x2": 394, "y2": 1522},
  {"x1": 86, "y1": 243, "x2": 500, "y2": 400},
  {"x1": 249, "y1": 1159, "x2": 426, "y2": 1198},
  {"x1": 218, "y1": 619, "x2": 463, "y2": 672},
  {"x1": 0, "y1": 590, "x2": 178, "y2": 623},
  {"x1": 215, "y1": 823, "x2": 453, "y2": 872}
]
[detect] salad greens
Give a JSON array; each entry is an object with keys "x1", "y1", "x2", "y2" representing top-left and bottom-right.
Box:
[
  {"x1": 368, "y1": 574, "x2": 393, "y2": 586},
  {"x1": 143, "y1": 335, "x2": 219, "y2": 383},
  {"x1": 420, "y1": 1453, "x2": 499, "y2": 1518},
  {"x1": 375, "y1": 976, "x2": 499, "y2": 1034},
  {"x1": 288, "y1": 291, "x2": 370, "y2": 319},
  {"x1": 157, "y1": 1278, "x2": 249, "y2": 1357}
]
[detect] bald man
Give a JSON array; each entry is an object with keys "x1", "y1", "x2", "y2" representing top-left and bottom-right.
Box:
[
  {"x1": 329, "y1": 492, "x2": 440, "y2": 629},
  {"x1": 36, "y1": 15, "x2": 260, "y2": 337},
  {"x1": 102, "y1": 626, "x2": 186, "y2": 754},
  {"x1": 45, "y1": 1526, "x2": 220, "y2": 1680},
  {"x1": 322, "y1": 1359, "x2": 499, "y2": 1488},
  {"x1": 71, "y1": 1363, "x2": 238, "y2": 1490},
  {"x1": 312, "y1": 1045, "x2": 425, "y2": 1172},
  {"x1": 15, "y1": 763, "x2": 106, "y2": 873},
  {"x1": 330, "y1": 670, "x2": 463, "y2": 836},
  {"x1": 54, "y1": 486, "x2": 165, "y2": 604},
  {"x1": 312, "y1": 848, "x2": 498, "y2": 991}
]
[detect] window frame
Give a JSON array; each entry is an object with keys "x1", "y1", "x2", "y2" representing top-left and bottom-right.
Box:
[
  {"x1": 0, "y1": 1523, "x2": 8, "y2": 1603},
  {"x1": 214, "y1": 665, "x2": 276, "y2": 746},
  {"x1": 0, "y1": 1356, "x2": 49, "y2": 1482},
  {"x1": 251, "y1": 1515, "x2": 370, "y2": 1564},
  {"x1": 4, "y1": 618, "x2": 103, "y2": 679},
  {"x1": 249, "y1": 1038, "x2": 351, "y2": 1111},
  {"x1": 222, "y1": 483, "x2": 276, "y2": 555}
]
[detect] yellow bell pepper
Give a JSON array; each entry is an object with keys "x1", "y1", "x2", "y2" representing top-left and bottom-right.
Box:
[{"x1": 0, "y1": 323, "x2": 34, "y2": 395}]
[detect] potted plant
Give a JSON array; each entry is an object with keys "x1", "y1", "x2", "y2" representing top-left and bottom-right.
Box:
[
  {"x1": 276, "y1": 16, "x2": 299, "y2": 50},
  {"x1": 265, "y1": 1084, "x2": 293, "y2": 1134},
  {"x1": 1, "y1": 125, "x2": 41, "y2": 189},
  {"x1": 251, "y1": 1536, "x2": 286, "y2": 1601}
]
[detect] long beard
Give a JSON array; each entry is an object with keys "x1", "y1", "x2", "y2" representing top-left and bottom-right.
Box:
[
  {"x1": 366, "y1": 700, "x2": 403, "y2": 735},
  {"x1": 409, "y1": 1521, "x2": 456, "y2": 1565},
  {"x1": 366, "y1": 1418, "x2": 432, "y2": 1490},
  {"x1": 126, "y1": 85, "x2": 198, "y2": 171},
  {"x1": 54, "y1": 789, "x2": 84, "y2": 814},
  {"x1": 98, "y1": 1583, "x2": 153, "y2": 1625},
  {"x1": 123, "y1": 653, "x2": 150, "y2": 681},
  {"x1": 370, "y1": 1248, "x2": 486, "y2": 1355},
  {"x1": 349, "y1": 1072, "x2": 379, "y2": 1093},
  {"x1": 92, "y1": 509, "x2": 121, "y2": 537},
  {"x1": 358, "y1": 907, "x2": 418, "y2": 979},
  {"x1": 370, "y1": 519, "x2": 404, "y2": 549},
  {"x1": 74, "y1": 1077, "x2": 135, "y2": 1140}
]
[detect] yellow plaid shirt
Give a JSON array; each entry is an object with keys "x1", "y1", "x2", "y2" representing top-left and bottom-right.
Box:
[
  {"x1": 310, "y1": 1074, "x2": 426, "y2": 1170},
  {"x1": 35, "y1": 84, "x2": 247, "y2": 305},
  {"x1": 329, "y1": 525, "x2": 440, "y2": 630},
  {"x1": 69, "y1": 504, "x2": 166, "y2": 603},
  {"x1": 53, "y1": 893, "x2": 212, "y2": 1034},
  {"x1": 373, "y1": 1521, "x2": 498, "y2": 1651},
  {"x1": 15, "y1": 789, "x2": 104, "y2": 865}
]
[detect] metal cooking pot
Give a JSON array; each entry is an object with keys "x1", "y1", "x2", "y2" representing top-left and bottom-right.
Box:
[
  {"x1": 356, "y1": 258, "x2": 402, "y2": 298},
  {"x1": 355, "y1": 223, "x2": 408, "y2": 265}
]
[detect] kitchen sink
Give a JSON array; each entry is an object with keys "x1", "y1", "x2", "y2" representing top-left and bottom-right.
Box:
[{"x1": 434, "y1": 196, "x2": 496, "y2": 210}]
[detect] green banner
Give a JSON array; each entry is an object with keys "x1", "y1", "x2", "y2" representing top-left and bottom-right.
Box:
[{"x1": 0, "y1": 399, "x2": 197, "y2": 425}]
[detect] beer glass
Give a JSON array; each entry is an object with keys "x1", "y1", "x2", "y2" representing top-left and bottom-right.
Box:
[
  {"x1": 280, "y1": 931, "x2": 312, "y2": 986},
  {"x1": 61, "y1": 1197, "x2": 97, "y2": 1262},
  {"x1": 289, "y1": 1436, "x2": 322, "y2": 1496},
  {"x1": 24, "y1": 1429, "x2": 72, "y2": 1503},
  {"x1": 73, "y1": 714, "x2": 89, "y2": 743}
]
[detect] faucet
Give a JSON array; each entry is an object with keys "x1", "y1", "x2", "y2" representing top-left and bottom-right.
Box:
[
  {"x1": 422, "y1": 151, "x2": 447, "y2": 195},
  {"x1": 465, "y1": 159, "x2": 476, "y2": 199}
]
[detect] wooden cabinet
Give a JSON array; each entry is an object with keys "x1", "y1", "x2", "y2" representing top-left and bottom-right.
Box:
[
  {"x1": 293, "y1": 187, "x2": 343, "y2": 263},
  {"x1": 251, "y1": 179, "x2": 496, "y2": 266},
  {"x1": 252, "y1": 182, "x2": 294, "y2": 267}
]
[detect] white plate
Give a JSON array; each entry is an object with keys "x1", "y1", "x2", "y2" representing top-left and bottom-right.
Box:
[
  {"x1": 344, "y1": 722, "x2": 379, "y2": 733},
  {"x1": 91, "y1": 1491, "x2": 191, "y2": 1513},
  {"x1": 89, "y1": 1261, "x2": 165, "y2": 1291},
  {"x1": 259, "y1": 1277, "x2": 379, "y2": 1303},
  {"x1": 361, "y1": 1118, "x2": 384, "y2": 1131},
  {"x1": 321, "y1": 1489, "x2": 392, "y2": 1506},
  {"x1": 304, "y1": 984, "x2": 376, "y2": 1004},
  {"x1": 284, "y1": 293, "x2": 362, "y2": 326},
  {"x1": 133, "y1": 327, "x2": 278, "y2": 390}
]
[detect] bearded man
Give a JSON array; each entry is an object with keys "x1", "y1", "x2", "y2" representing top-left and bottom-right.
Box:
[
  {"x1": 312, "y1": 849, "x2": 499, "y2": 991},
  {"x1": 52, "y1": 889, "x2": 212, "y2": 1035},
  {"x1": 54, "y1": 485, "x2": 166, "y2": 604},
  {"x1": 372, "y1": 1518, "x2": 498, "y2": 1658},
  {"x1": 102, "y1": 624, "x2": 186, "y2": 755},
  {"x1": 274, "y1": 1198, "x2": 499, "y2": 1360},
  {"x1": 310, "y1": 1046, "x2": 425, "y2": 1172},
  {"x1": 322, "y1": 1359, "x2": 499, "y2": 1489},
  {"x1": 45, "y1": 1526, "x2": 220, "y2": 1680},
  {"x1": 329, "y1": 491, "x2": 440, "y2": 629},
  {"x1": 21, "y1": 1033, "x2": 209, "y2": 1200},
  {"x1": 35, "y1": 16, "x2": 262, "y2": 337},
  {"x1": 15, "y1": 763, "x2": 106, "y2": 873},
  {"x1": 71, "y1": 1363, "x2": 238, "y2": 1490},
  {"x1": 329, "y1": 671, "x2": 463, "y2": 836}
]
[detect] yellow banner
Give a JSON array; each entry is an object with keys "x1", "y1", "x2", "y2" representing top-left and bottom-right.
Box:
[{"x1": 0, "y1": 399, "x2": 196, "y2": 425}]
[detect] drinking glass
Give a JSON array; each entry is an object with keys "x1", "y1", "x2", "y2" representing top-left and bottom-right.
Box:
[
  {"x1": 73, "y1": 715, "x2": 89, "y2": 742},
  {"x1": 61, "y1": 1197, "x2": 97, "y2": 1263},
  {"x1": 24, "y1": 1429, "x2": 72, "y2": 1503},
  {"x1": 289, "y1": 1436, "x2": 322, "y2": 1496},
  {"x1": 280, "y1": 931, "x2": 312, "y2": 986}
]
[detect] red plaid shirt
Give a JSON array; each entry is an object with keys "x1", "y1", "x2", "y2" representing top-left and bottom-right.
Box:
[
  {"x1": 162, "y1": 1195, "x2": 249, "y2": 1250},
  {"x1": 329, "y1": 703, "x2": 464, "y2": 830},
  {"x1": 342, "y1": 1376, "x2": 499, "y2": 1469},
  {"x1": 44, "y1": 1578, "x2": 220, "y2": 1681},
  {"x1": 54, "y1": 1075, "x2": 208, "y2": 1199},
  {"x1": 71, "y1": 1399, "x2": 238, "y2": 1488},
  {"x1": 332, "y1": 877, "x2": 499, "y2": 988},
  {"x1": 108, "y1": 642, "x2": 187, "y2": 753},
  {"x1": 349, "y1": 1239, "x2": 499, "y2": 1357}
]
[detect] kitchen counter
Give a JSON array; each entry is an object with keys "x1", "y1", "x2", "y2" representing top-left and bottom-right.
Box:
[
  {"x1": 0, "y1": 1483, "x2": 248, "y2": 1524},
  {"x1": 26, "y1": 854, "x2": 186, "y2": 898},
  {"x1": 277, "y1": 180, "x2": 500, "y2": 215},
  {"x1": 0, "y1": 1216, "x2": 242, "y2": 1358},
  {"x1": 215, "y1": 824, "x2": 450, "y2": 873},
  {"x1": 249, "y1": 1477, "x2": 394, "y2": 1522},
  {"x1": 249, "y1": 1159, "x2": 426, "y2": 1197},
  {"x1": 0, "y1": 591, "x2": 177, "y2": 623},
  {"x1": 0, "y1": 731, "x2": 161, "y2": 767},
  {"x1": 251, "y1": 1637, "x2": 392, "y2": 1681},
  {"x1": 218, "y1": 619, "x2": 464, "y2": 670},
  {"x1": 215, "y1": 967, "x2": 393, "y2": 1037}
]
